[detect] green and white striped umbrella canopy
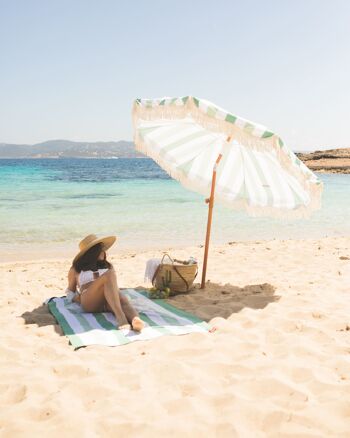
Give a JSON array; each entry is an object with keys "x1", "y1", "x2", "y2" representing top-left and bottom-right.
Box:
[{"x1": 132, "y1": 96, "x2": 322, "y2": 218}]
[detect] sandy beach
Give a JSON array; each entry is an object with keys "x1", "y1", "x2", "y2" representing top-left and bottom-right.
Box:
[
  {"x1": 0, "y1": 237, "x2": 349, "y2": 437},
  {"x1": 2, "y1": 0, "x2": 350, "y2": 436}
]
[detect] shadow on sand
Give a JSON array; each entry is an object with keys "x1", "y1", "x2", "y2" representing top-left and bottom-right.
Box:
[
  {"x1": 21, "y1": 282, "x2": 279, "y2": 331},
  {"x1": 21, "y1": 302, "x2": 64, "y2": 335},
  {"x1": 166, "y1": 282, "x2": 279, "y2": 322}
]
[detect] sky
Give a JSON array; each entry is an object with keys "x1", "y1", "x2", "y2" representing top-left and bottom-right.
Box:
[{"x1": 0, "y1": 0, "x2": 349, "y2": 151}]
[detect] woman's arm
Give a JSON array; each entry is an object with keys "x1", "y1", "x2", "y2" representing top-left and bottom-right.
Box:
[{"x1": 67, "y1": 266, "x2": 77, "y2": 292}]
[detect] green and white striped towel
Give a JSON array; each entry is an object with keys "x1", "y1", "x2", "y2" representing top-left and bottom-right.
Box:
[{"x1": 48, "y1": 288, "x2": 208, "y2": 349}]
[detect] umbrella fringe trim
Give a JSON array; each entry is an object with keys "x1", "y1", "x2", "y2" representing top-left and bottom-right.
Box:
[
  {"x1": 133, "y1": 134, "x2": 323, "y2": 220},
  {"x1": 132, "y1": 98, "x2": 322, "y2": 198}
]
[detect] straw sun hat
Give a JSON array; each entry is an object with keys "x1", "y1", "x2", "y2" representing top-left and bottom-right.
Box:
[{"x1": 73, "y1": 234, "x2": 116, "y2": 263}]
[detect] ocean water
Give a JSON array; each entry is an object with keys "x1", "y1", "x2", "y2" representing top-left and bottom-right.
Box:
[{"x1": 0, "y1": 158, "x2": 349, "y2": 259}]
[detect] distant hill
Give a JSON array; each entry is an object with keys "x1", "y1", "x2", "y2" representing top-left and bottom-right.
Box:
[
  {"x1": 0, "y1": 140, "x2": 145, "y2": 158},
  {"x1": 1, "y1": 141, "x2": 349, "y2": 173}
]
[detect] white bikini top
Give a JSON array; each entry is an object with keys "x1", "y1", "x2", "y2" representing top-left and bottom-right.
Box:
[{"x1": 79, "y1": 268, "x2": 109, "y2": 288}]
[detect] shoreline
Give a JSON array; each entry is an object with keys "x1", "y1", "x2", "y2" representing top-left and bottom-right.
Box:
[{"x1": 2, "y1": 235, "x2": 350, "y2": 264}]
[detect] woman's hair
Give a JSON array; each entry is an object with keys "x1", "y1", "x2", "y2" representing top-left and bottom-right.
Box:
[{"x1": 73, "y1": 243, "x2": 112, "y2": 273}]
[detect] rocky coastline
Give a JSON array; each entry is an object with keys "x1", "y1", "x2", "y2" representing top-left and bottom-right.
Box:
[{"x1": 296, "y1": 148, "x2": 350, "y2": 174}]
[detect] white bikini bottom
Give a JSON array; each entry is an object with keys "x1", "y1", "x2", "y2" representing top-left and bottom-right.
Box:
[{"x1": 66, "y1": 288, "x2": 89, "y2": 303}]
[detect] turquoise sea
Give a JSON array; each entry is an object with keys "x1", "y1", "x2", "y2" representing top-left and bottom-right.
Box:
[{"x1": 0, "y1": 158, "x2": 349, "y2": 260}]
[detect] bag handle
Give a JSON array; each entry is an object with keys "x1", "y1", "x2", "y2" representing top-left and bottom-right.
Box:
[
  {"x1": 160, "y1": 253, "x2": 175, "y2": 265},
  {"x1": 151, "y1": 253, "x2": 198, "y2": 292},
  {"x1": 172, "y1": 265, "x2": 189, "y2": 291},
  {"x1": 171, "y1": 255, "x2": 198, "y2": 289},
  {"x1": 160, "y1": 253, "x2": 190, "y2": 291},
  {"x1": 151, "y1": 253, "x2": 172, "y2": 286}
]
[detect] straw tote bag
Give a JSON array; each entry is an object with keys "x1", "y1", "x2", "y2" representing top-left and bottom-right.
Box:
[{"x1": 152, "y1": 253, "x2": 198, "y2": 294}]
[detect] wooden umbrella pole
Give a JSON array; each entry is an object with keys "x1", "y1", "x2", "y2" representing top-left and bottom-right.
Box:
[{"x1": 200, "y1": 153, "x2": 223, "y2": 289}]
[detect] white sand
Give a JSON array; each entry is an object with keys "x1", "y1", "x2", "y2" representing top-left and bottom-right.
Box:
[{"x1": 0, "y1": 237, "x2": 350, "y2": 437}]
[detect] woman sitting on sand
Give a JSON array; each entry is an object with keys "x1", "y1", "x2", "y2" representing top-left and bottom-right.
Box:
[{"x1": 66, "y1": 234, "x2": 144, "y2": 332}]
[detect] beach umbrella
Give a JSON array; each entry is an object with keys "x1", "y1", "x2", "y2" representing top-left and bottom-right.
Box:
[{"x1": 132, "y1": 96, "x2": 323, "y2": 288}]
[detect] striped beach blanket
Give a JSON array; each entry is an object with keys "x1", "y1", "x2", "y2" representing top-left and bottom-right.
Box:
[{"x1": 48, "y1": 288, "x2": 208, "y2": 349}]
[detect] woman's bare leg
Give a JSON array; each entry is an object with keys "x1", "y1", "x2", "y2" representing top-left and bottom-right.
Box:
[
  {"x1": 80, "y1": 270, "x2": 129, "y2": 329},
  {"x1": 103, "y1": 278, "x2": 130, "y2": 329},
  {"x1": 119, "y1": 295, "x2": 144, "y2": 331},
  {"x1": 99, "y1": 271, "x2": 144, "y2": 330}
]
